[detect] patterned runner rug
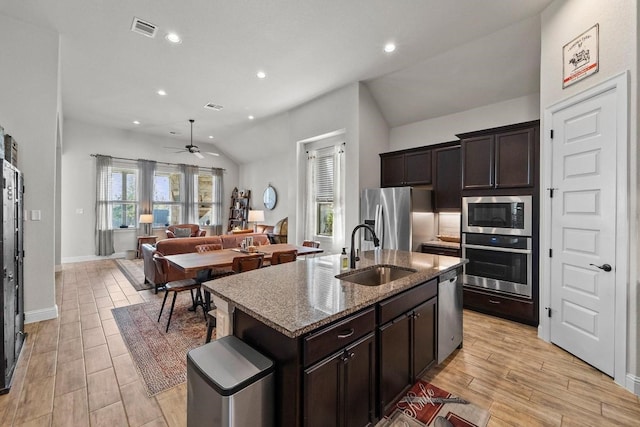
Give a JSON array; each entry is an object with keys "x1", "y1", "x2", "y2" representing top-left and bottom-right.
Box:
[
  {"x1": 112, "y1": 293, "x2": 211, "y2": 396},
  {"x1": 115, "y1": 258, "x2": 153, "y2": 291},
  {"x1": 378, "y1": 380, "x2": 489, "y2": 427}
]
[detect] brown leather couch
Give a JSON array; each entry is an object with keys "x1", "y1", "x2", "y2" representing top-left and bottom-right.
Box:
[{"x1": 141, "y1": 233, "x2": 271, "y2": 291}]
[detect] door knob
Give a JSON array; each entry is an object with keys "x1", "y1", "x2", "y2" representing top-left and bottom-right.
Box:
[{"x1": 589, "y1": 263, "x2": 612, "y2": 272}]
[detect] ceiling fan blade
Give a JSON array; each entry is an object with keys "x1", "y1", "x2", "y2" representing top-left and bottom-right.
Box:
[
  {"x1": 205, "y1": 152, "x2": 220, "y2": 157},
  {"x1": 193, "y1": 151, "x2": 205, "y2": 159}
]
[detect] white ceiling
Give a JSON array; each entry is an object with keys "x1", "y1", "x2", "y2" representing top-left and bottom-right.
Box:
[{"x1": 0, "y1": 0, "x2": 552, "y2": 163}]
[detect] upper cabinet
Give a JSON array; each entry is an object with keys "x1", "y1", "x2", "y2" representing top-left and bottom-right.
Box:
[
  {"x1": 433, "y1": 145, "x2": 461, "y2": 211},
  {"x1": 380, "y1": 148, "x2": 432, "y2": 187},
  {"x1": 458, "y1": 120, "x2": 539, "y2": 191}
]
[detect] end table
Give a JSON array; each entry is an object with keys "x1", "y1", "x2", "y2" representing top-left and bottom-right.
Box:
[{"x1": 137, "y1": 236, "x2": 158, "y2": 259}]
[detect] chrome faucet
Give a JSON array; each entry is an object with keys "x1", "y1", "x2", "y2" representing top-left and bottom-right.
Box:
[{"x1": 350, "y1": 224, "x2": 380, "y2": 269}]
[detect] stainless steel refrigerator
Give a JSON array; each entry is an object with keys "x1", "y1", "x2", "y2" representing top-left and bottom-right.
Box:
[{"x1": 360, "y1": 187, "x2": 434, "y2": 252}]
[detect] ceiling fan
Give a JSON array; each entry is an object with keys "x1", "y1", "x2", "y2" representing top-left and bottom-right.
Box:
[{"x1": 166, "y1": 119, "x2": 219, "y2": 159}]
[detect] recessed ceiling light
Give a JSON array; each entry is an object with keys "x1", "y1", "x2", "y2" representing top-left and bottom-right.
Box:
[
  {"x1": 157, "y1": 89, "x2": 167, "y2": 96},
  {"x1": 165, "y1": 33, "x2": 181, "y2": 44},
  {"x1": 133, "y1": 120, "x2": 140, "y2": 125},
  {"x1": 248, "y1": 115, "x2": 255, "y2": 120},
  {"x1": 384, "y1": 43, "x2": 396, "y2": 53},
  {"x1": 256, "y1": 71, "x2": 266, "y2": 79},
  {"x1": 208, "y1": 135, "x2": 214, "y2": 139}
]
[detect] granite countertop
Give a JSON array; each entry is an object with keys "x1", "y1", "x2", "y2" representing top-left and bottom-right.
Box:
[{"x1": 205, "y1": 249, "x2": 466, "y2": 339}]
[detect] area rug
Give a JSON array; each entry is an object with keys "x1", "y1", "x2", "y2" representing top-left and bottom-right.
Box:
[
  {"x1": 112, "y1": 293, "x2": 211, "y2": 396},
  {"x1": 379, "y1": 380, "x2": 489, "y2": 427},
  {"x1": 115, "y1": 258, "x2": 153, "y2": 291}
]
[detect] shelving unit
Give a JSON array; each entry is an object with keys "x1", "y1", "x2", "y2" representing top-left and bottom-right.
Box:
[{"x1": 227, "y1": 189, "x2": 251, "y2": 232}]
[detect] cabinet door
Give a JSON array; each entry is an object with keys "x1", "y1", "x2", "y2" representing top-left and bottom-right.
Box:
[
  {"x1": 495, "y1": 127, "x2": 535, "y2": 188},
  {"x1": 412, "y1": 298, "x2": 437, "y2": 379},
  {"x1": 344, "y1": 333, "x2": 376, "y2": 427},
  {"x1": 304, "y1": 352, "x2": 341, "y2": 427},
  {"x1": 404, "y1": 150, "x2": 432, "y2": 185},
  {"x1": 378, "y1": 315, "x2": 411, "y2": 415},
  {"x1": 433, "y1": 146, "x2": 461, "y2": 211},
  {"x1": 461, "y1": 135, "x2": 494, "y2": 189},
  {"x1": 380, "y1": 153, "x2": 405, "y2": 187}
]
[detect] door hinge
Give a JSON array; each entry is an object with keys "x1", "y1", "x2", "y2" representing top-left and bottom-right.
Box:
[
  {"x1": 549, "y1": 249, "x2": 553, "y2": 257},
  {"x1": 550, "y1": 129, "x2": 554, "y2": 139},
  {"x1": 545, "y1": 307, "x2": 552, "y2": 318}
]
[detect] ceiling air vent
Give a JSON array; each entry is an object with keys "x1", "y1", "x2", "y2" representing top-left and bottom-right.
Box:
[
  {"x1": 204, "y1": 103, "x2": 224, "y2": 111},
  {"x1": 131, "y1": 17, "x2": 157, "y2": 38}
]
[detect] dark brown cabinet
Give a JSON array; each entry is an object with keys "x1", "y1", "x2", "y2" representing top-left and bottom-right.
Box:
[
  {"x1": 380, "y1": 148, "x2": 431, "y2": 187},
  {"x1": 421, "y1": 244, "x2": 461, "y2": 257},
  {"x1": 303, "y1": 333, "x2": 376, "y2": 427},
  {"x1": 463, "y1": 287, "x2": 536, "y2": 326},
  {"x1": 377, "y1": 279, "x2": 437, "y2": 414},
  {"x1": 433, "y1": 145, "x2": 461, "y2": 211},
  {"x1": 459, "y1": 121, "x2": 539, "y2": 191}
]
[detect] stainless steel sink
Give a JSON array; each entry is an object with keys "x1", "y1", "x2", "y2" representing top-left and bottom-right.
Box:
[{"x1": 336, "y1": 265, "x2": 417, "y2": 286}]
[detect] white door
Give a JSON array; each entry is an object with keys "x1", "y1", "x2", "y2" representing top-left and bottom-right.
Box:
[{"x1": 549, "y1": 87, "x2": 617, "y2": 376}]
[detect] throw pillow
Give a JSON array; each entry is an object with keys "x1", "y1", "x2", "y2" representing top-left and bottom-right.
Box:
[{"x1": 174, "y1": 227, "x2": 192, "y2": 237}]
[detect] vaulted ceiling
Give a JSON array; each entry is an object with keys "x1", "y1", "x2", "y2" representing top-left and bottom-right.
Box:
[{"x1": 0, "y1": 0, "x2": 552, "y2": 163}]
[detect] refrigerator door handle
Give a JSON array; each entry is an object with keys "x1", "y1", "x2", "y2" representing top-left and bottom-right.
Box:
[{"x1": 375, "y1": 204, "x2": 383, "y2": 247}]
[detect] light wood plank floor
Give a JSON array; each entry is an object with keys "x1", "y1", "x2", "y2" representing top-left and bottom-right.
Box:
[{"x1": 0, "y1": 259, "x2": 638, "y2": 426}]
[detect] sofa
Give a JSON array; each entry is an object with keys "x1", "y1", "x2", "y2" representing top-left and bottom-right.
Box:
[
  {"x1": 166, "y1": 224, "x2": 206, "y2": 238},
  {"x1": 141, "y1": 232, "x2": 271, "y2": 291}
]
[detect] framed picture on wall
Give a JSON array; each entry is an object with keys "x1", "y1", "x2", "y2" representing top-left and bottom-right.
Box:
[{"x1": 563, "y1": 24, "x2": 599, "y2": 88}]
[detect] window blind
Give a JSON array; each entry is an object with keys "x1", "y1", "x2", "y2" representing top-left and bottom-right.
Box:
[{"x1": 315, "y1": 148, "x2": 334, "y2": 202}]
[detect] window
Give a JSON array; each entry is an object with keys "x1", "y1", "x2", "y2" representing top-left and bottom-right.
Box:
[
  {"x1": 305, "y1": 138, "x2": 345, "y2": 253},
  {"x1": 95, "y1": 156, "x2": 223, "y2": 233},
  {"x1": 315, "y1": 152, "x2": 335, "y2": 236},
  {"x1": 110, "y1": 167, "x2": 137, "y2": 228},
  {"x1": 197, "y1": 172, "x2": 222, "y2": 227},
  {"x1": 153, "y1": 168, "x2": 182, "y2": 227}
]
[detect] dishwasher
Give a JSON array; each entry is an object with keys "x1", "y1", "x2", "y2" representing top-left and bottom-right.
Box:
[{"x1": 438, "y1": 268, "x2": 463, "y2": 363}]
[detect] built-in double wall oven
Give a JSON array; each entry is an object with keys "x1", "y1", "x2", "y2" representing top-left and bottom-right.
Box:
[{"x1": 462, "y1": 195, "x2": 533, "y2": 298}]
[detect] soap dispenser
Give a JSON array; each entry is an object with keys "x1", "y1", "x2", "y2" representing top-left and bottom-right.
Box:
[{"x1": 340, "y1": 248, "x2": 348, "y2": 270}]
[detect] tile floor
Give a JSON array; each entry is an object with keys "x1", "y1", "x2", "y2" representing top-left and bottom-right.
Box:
[{"x1": 0, "y1": 259, "x2": 639, "y2": 426}]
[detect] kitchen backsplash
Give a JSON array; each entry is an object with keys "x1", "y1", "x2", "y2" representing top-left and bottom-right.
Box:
[{"x1": 438, "y1": 212, "x2": 461, "y2": 237}]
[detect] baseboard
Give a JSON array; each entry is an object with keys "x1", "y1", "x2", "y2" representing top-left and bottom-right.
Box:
[
  {"x1": 626, "y1": 373, "x2": 640, "y2": 396},
  {"x1": 25, "y1": 305, "x2": 59, "y2": 324},
  {"x1": 62, "y1": 252, "x2": 125, "y2": 264}
]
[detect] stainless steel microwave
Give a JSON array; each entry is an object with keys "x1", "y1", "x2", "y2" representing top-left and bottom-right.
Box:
[{"x1": 462, "y1": 195, "x2": 532, "y2": 236}]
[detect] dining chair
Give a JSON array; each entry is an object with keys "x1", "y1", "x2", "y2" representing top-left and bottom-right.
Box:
[
  {"x1": 231, "y1": 253, "x2": 265, "y2": 273},
  {"x1": 204, "y1": 253, "x2": 265, "y2": 343},
  {"x1": 301, "y1": 240, "x2": 320, "y2": 258},
  {"x1": 153, "y1": 253, "x2": 206, "y2": 333},
  {"x1": 270, "y1": 249, "x2": 298, "y2": 265}
]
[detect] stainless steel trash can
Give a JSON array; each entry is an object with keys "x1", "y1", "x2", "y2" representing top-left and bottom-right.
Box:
[{"x1": 187, "y1": 335, "x2": 274, "y2": 427}]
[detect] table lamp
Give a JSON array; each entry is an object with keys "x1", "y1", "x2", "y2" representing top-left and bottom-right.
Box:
[
  {"x1": 139, "y1": 214, "x2": 153, "y2": 236},
  {"x1": 248, "y1": 210, "x2": 265, "y2": 232}
]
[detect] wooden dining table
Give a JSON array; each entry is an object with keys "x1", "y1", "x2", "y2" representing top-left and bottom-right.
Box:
[
  {"x1": 164, "y1": 243, "x2": 323, "y2": 276},
  {"x1": 164, "y1": 243, "x2": 324, "y2": 312}
]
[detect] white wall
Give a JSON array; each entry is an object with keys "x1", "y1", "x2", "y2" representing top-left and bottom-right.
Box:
[
  {"x1": 237, "y1": 83, "x2": 389, "y2": 252},
  {"x1": 61, "y1": 119, "x2": 239, "y2": 261},
  {"x1": 0, "y1": 13, "x2": 59, "y2": 322},
  {"x1": 389, "y1": 93, "x2": 540, "y2": 151},
  {"x1": 541, "y1": 0, "x2": 638, "y2": 386},
  {"x1": 232, "y1": 113, "x2": 291, "y2": 226},
  {"x1": 358, "y1": 83, "x2": 390, "y2": 189}
]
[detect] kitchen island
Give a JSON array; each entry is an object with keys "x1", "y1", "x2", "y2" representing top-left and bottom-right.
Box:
[{"x1": 203, "y1": 249, "x2": 466, "y2": 426}]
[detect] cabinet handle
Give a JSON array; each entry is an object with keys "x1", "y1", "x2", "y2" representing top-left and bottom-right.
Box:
[
  {"x1": 337, "y1": 328, "x2": 354, "y2": 339},
  {"x1": 488, "y1": 299, "x2": 501, "y2": 304}
]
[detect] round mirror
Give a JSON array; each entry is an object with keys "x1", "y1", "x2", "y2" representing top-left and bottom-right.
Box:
[{"x1": 263, "y1": 185, "x2": 277, "y2": 210}]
